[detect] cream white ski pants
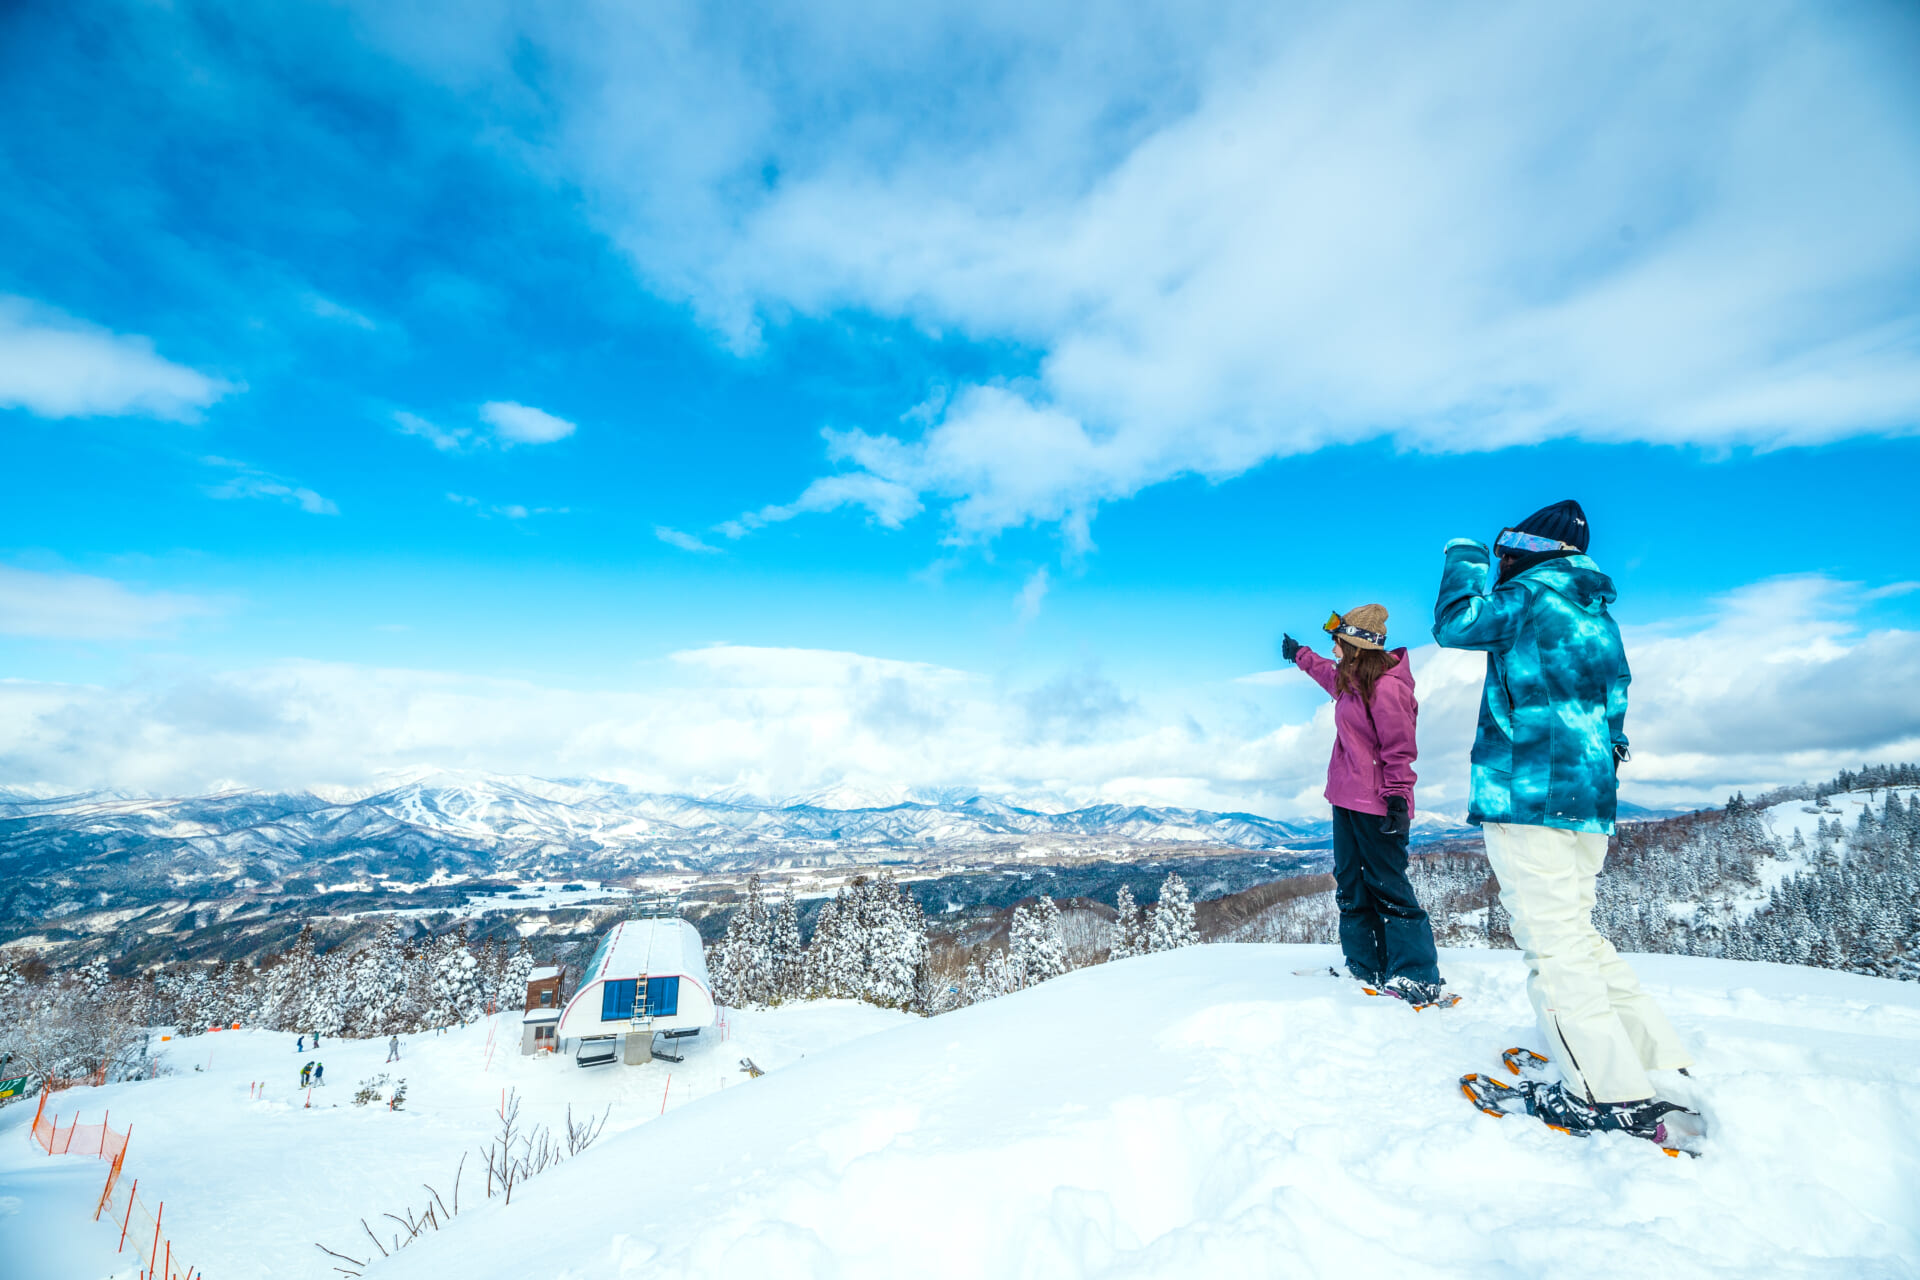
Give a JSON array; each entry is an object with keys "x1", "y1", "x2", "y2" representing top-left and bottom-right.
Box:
[{"x1": 1482, "y1": 822, "x2": 1693, "y2": 1103}]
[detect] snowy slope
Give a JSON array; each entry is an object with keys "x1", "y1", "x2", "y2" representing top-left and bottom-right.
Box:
[
  {"x1": 0, "y1": 1002, "x2": 917, "y2": 1280},
  {"x1": 381, "y1": 948, "x2": 1917, "y2": 1279},
  {"x1": 9, "y1": 948, "x2": 1919, "y2": 1278}
]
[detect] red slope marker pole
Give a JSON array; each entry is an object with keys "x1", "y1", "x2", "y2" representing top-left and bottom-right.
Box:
[
  {"x1": 100, "y1": 1110, "x2": 108, "y2": 1156},
  {"x1": 149, "y1": 1200, "x2": 164, "y2": 1276},
  {"x1": 659, "y1": 1072, "x2": 671, "y2": 1116},
  {"x1": 118, "y1": 1177, "x2": 137, "y2": 1250}
]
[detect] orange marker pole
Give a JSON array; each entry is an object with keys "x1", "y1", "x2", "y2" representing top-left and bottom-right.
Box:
[
  {"x1": 100, "y1": 1110, "x2": 109, "y2": 1156},
  {"x1": 149, "y1": 1200, "x2": 164, "y2": 1277},
  {"x1": 118, "y1": 1177, "x2": 137, "y2": 1250},
  {"x1": 659, "y1": 1072, "x2": 671, "y2": 1115}
]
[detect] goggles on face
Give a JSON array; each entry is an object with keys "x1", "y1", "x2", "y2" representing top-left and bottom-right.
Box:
[
  {"x1": 1494, "y1": 528, "x2": 1577, "y2": 555},
  {"x1": 1323, "y1": 611, "x2": 1386, "y2": 646}
]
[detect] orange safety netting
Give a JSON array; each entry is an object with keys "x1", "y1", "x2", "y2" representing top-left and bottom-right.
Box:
[{"x1": 28, "y1": 1093, "x2": 204, "y2": 1279}]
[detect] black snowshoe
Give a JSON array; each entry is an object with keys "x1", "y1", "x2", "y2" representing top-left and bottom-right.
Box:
[
  {"x1": 1367, "y1": 976, "x2": 1461, "y2": 1010},
  {"x1": 1461, "y1": 1050, "x2": 1706, "y2": 1157}
]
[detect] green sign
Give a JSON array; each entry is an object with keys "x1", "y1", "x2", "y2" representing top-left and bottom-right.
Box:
[{"x1": 0, "y1": 1077, "x2": 28, "y2": 1100}]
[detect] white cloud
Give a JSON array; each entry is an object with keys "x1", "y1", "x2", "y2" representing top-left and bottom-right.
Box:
[
  {"x1": 447, "y1": 492, "x2": 567, "y2": 520},
  {"x1": 303, "y1": 294, "x2": 377, "y2": 330},
  {"x1": 479, "y1": 400, "x2": 577, "y2": 445},
  {"x1": 0, "y1": 296, "x2": 236, "y2": 422},
  {"x1": 0, "y1": 566, "x2": 212, "y2": 640},
  {"x1": 203, "y1": 456, "x2": 339, "y2": 515},
  {"x1": 7, "y1": 573, "x2": 1912, "y2": 810},
  {"x1": 1014, "y1": 566, "x2": 1049, "y2": 625},
  {"x1": 363, "y1": 2, "x2": 1920, "y2": 544},
  {"x1": 394, "y1": 410, "x2": 472, "y2": 451},
  {"x1": 717, "y1": 470, "x2": 923, "y2": 539},
  {"x1": 655, "y1": 525, "x2": 721, "y2": 554}
]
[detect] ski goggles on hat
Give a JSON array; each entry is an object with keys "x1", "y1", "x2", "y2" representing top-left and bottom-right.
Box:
[
  {"x1": 1495, "y1": 528, "x2": 1578, "y2": 555},
  {"x1": 1323, "y1": 611, "x2": 1386, "y2": 646}
]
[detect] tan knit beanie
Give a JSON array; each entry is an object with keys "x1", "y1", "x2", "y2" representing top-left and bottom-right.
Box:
[{"x1": 1331, "y1": 603, "x2": 1388, "y2": 651}]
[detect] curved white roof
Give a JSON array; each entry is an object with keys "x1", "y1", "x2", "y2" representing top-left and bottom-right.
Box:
[{"x1": 581, "y1": 916, "x2": 710, "y2": 986}]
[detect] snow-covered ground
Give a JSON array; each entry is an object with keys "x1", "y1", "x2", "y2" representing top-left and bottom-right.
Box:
[
  {"x1": 7, "y1": 946, "x2": 1920, "y2": 1278},
  {"x1": 0, "y1": 1000, "x2": 915, "y2": 1279}
]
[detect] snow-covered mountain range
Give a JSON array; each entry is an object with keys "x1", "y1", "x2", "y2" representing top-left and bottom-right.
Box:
[{"x1": 0, "y1": 771, "x2": 1319, "y2": 872}]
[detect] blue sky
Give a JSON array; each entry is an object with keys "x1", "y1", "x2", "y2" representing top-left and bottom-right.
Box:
[{"x1": 2, "y1": 1, "x2": 1918, "y2": 813}]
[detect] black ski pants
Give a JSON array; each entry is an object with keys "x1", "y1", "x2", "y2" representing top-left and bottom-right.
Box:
[{"x1": 1331, "y1": 805, "x2": 1441, "y2": 985}]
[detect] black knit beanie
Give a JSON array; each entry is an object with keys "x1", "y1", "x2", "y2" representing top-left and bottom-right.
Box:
[{"x1": 1513, "y1": 499, "x2": 1590, "y2": 553}]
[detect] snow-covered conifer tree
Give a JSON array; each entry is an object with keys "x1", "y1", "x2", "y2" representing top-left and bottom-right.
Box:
[
  {"x1": 1009, "y1": 896, "x2": 1067, "y2": 985},
  {"x1": 770, "y1": 884, "x2": 805, "y2": 1002},
  {"x1": 861, "y1": 872, "x2": 928, "y2": 1009},
  {"x1": 1109, "y1": 885, "x2": 1143, "y2": 961},
  {"x1": 1147, "y1": 873, "x2": 1200, "y2": 952}
]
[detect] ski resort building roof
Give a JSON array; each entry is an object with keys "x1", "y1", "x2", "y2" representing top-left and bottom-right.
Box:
[
  {"x1": 528, "y1": 965, "x2": 561, "y2": 982},
  {"x1": 555, "y1": 915, "x2": 716, "y2": 1043}
]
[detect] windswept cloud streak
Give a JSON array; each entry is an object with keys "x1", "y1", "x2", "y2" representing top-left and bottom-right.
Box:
[
  {"x1": 0, "y1": 296, "x2": 235, "y2": 421},
  {"x1": 0, "y1": 565, "x2": 212, "y2": 640},
  {"x1": 203, "y1": 457, "x2": 339, "y2": 515}
]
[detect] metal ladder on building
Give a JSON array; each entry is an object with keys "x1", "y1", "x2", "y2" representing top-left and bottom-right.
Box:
[{"x1": 627, "y1": 892, "x2": 683, "y2": 1061}]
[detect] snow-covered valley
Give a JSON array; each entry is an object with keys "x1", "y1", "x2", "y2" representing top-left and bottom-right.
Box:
[{"x1": 7, "y1": 944, "x2": 1919, "y2": 1279}]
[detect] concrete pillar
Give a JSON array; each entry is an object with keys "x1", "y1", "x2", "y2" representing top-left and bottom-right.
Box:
[{"x1": 623, "y1": 1030, "x2": 653, "y2": 1065}]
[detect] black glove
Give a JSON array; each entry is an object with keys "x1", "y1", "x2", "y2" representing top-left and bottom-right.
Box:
[
  {"x1": 1380, "y1": 795, "x2": 1410, "y2": 837},
  {"x1": 1613, "y1": 743, "x2": 1631, "y2": 775},
  {"x1": 1281, "y1": 633, "x2": 1301, "y2": 662}
]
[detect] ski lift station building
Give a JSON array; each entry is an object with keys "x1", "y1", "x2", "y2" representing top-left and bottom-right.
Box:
[{"x1": 557, "y1": 912, "x2": 716, "y2": 1066}]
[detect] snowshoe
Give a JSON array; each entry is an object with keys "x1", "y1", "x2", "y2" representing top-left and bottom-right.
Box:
[
  {"x1": 1463, "y1": 1073, "x2": 1706, "y2": 1158},
  {"x1": 1502, "y1": 1047, "x2": 1552, "y2": 1080},
  {"x1": 1460, "y1": 1071, "x2": 1530, "y2": 1118},
  {"x1": 1366, "y1": 976, "x2": 1461, "y2": 1010}
]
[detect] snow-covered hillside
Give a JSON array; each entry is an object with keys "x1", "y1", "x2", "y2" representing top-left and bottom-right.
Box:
[
  {"x1": 0, "y1": 1000, "x2": 918, "y2": 1280},
  {"x1": 10, "y1": 946, "x2": 1920, "y2": 1278}
]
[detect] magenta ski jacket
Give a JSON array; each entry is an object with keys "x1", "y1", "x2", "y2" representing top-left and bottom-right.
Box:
[{"x1": 1293, "y1": 646, "x2": 1418, "y2": 818}]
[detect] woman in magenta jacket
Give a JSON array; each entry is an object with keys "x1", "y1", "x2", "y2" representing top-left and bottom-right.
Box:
[{"x1": 1284, "y1": 603, "x2": 1446, "y2": 1005}]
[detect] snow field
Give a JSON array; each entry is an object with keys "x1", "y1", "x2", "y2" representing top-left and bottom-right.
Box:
[
  {"x1": 0, "y1": 1000, "x2": 916, "y2": 1280},
  {"x1": 372, "y1": 946, "x2": 1920, "y2": 1280}
]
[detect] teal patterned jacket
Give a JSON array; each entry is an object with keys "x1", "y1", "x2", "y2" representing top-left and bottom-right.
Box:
[{"x1": 1431, "y1": 540, "x2": 1630, "y2": 834}]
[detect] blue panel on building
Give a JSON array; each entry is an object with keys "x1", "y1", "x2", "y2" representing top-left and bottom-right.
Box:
[{"x1": 600, "y1": 976, "x2": 679, "y2": 1020}]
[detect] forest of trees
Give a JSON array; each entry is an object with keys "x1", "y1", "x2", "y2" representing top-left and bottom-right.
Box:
[
  {"x1": 0, "y1": 920, "x2": 534, "y2": 1093},
  {"x1": 1596, "y1": 783, "x2": 1920, "y2": 981},
  {"x1": 708, "y1": 870, "x2": 1203, "y2": 1015}
]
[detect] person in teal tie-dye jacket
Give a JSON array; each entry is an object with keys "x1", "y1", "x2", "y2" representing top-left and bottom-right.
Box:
[
  {"x1": 1435, "y1": 500, "x2": 1707, "y2": 1154},
  {"x1": 1432, "y1": 508, "x2": 1629, "y2": 833}
]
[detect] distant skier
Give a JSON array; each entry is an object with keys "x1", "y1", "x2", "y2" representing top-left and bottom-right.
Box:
[
  {"x1": 1281, "y1": 604, "x2": 1447, "y2": 1005},
  {"x1": 297, "y1": 1035, "x2": 304, "y2": 1053},
  {"x1": 1435, "y1": 500, "x2": 1705, "y2": 1150},
  {"x1": 387, "y1": 1035, "x2": 400, "y2": 1063},
  {"x1": 300, "y1": 1062, "x2": 313, "y2": 1087}
]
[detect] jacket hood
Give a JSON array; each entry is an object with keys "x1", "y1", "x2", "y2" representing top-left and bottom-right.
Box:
[
  {"x1": 1518, "y1": 555, "x2": 1616, "y2": 611},
  {"x1": 1385, "y1": 646, "x2": 1415, "y2": 690}
]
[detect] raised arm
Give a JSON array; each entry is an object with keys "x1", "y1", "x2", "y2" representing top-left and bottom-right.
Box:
[
  {"x1": 1432, "y1": 538, "x2": 1528, "y2": 652},
  {"x1": 1293, "y1": 645, "x2": 1340, "y2": 698}
]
